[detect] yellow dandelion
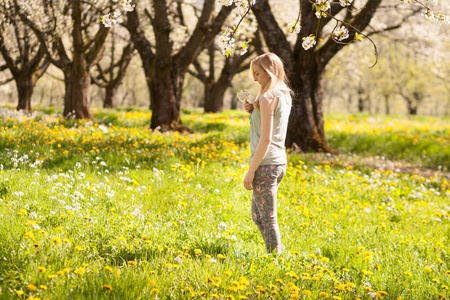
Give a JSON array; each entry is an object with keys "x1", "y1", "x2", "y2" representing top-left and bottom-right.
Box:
[
  {"x1": 33, "y1": 243, "x2": 40, "y2": 248},
  {"x1": 333, "y1": 296, "x2": 342, "y2": 300},
  {"x1": 424, "y1": 267, "x2": 432, "y2": 272},
  {"x1": 37, "y1": 266, "x2": 46, "y2": 273},
  {"x1": 47, "y1": 274, "x2": 56, "y2": 279},
  {"x1": 27, "y1": 284, "x2": 37, "y2": 291},
  {"x1": 149, "y1": 280, "x2": 157, "y2": 286},
  {"x1": 437, "y1": 293, "x2": 448, "y2": 300},
  {"x1": 302, "y1": 290, "x2": 312, "y2": 295},
  {"x1": 103, "y1": 284, "x2": 113, "y2": 291},
  {"x1": 51, "y1": 237, "x2": 62, "y2": 245},
  {"x1": 151, "y1": 288, "x2": 159, "y2": 294},
  {"x1": 74, "y1": 267, "x2": 86, "y2": 275},
  {"x1": 127, "y1": 260, "x2": 137, "y2": 266},
  {"x1": 275, "y1": 278, "x2": 283, "y2": 283},
  {"x1": 229, "y1": 286, "x2": 238, "y2": 292},
  {"x1": 319, "y1": 292, "x2": 329, "y2": 298},
  {"x1": 16, "y1": 290, "x2": 24, "y2": 296},
  {"x1": 39, "y1": 285, "x2": 47, "y2": 290},
  {"x1": 217, "y1": 254, "x2": 226, "y2": 260},
  {"x1": 24, "y1": 232, "x2": 35, "y2": 240}
]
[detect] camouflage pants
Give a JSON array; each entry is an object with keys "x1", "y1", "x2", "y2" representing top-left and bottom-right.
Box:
[{"x1": 251, "y1": 164, "x2": 286, "y2": 253}]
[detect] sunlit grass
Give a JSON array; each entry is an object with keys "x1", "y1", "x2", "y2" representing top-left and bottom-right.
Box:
[{"x1": 0, "y1": 107, "x2": 449, "y2": 299}]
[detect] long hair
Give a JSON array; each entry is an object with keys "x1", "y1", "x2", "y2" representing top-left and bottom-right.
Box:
[{"x1": 250, "y1": 53, "x2": 292, "y2": 105}]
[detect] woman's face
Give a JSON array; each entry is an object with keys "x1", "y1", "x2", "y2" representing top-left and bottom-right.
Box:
[{"x1": 252, "y1": 64, "x2": 270, "y2": 89}]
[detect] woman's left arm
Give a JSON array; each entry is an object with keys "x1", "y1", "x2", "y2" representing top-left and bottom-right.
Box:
[{"x1": 243, "y1": 96, "x2": 278, "y2": 190}]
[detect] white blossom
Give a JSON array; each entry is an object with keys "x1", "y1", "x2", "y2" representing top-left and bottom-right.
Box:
[
  {"x1": 288, "y1": 21, "x2": 302, "y2": 34},
  {"x1": 334, "y1": 26, "x2": 350, "y2": 41},
  {"x1": 302, "y1": 34, "x2": 317, "y2": 50},
  {"x1": 236, "y1": 89, "x2": 251, "y2": 103},
  {"x1": 339, "y1": 0, "x2": 353, "y2": 7}
]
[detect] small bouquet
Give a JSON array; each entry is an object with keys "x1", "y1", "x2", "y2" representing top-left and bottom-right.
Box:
[{"x1": 236, "y1": 89, "x2": 254, "y2": 103}]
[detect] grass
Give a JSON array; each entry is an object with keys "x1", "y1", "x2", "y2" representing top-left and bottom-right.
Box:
[{"x1": 0, "y1": 107, "x2": 449, "y2": 300}]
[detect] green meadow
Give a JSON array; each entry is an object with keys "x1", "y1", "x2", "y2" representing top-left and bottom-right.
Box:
[{"x1": 0, "y1": 108, "x2": 449, "y2": 300}]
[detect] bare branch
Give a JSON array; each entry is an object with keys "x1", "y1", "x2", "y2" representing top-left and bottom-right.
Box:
[{"x1": 0, "y1": 77, "x2": 14, "y2": 85}]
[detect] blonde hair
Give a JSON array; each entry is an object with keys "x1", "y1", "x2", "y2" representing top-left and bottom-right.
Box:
[{"x1": 250, "y1": 53, "x2": 292, "y2": 105}]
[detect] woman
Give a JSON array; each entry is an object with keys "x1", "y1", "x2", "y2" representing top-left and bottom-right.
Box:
[{"x1": 243, "y1": 53, "x2": 292, "y2": 254}]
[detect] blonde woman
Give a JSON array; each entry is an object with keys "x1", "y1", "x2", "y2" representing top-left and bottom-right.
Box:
[{"x1": 243, "y1": 53, "x2": 292, "y2": 254}]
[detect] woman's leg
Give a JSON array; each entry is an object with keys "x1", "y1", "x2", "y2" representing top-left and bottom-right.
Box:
[{"x1": 251, "y1": 165, "x2": 286, "y2": 253}]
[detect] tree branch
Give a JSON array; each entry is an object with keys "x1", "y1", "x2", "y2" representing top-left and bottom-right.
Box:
[
  {"x1": 251, "y1": 0, "x2": 294, "y2": 68},
  {"x1": 318, "y1": 0, "x2": 383, "y2": 68}
]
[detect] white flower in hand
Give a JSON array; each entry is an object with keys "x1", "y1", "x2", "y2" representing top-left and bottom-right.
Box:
[{"x1": 237, "y1": 89, "x2": 254, "y2": 104}]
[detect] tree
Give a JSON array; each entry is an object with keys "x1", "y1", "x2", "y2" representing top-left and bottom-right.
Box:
[
  {"x1": 92, "y1": 27, "x2": 135, "y2": 108},
  {"x1": 189, "y1": 29, "x2": 263, "y2": 113},
  {"x1": 124, "y1": 0, "x2": 234, "y2": 130},
  {"x1": 0, "y1": 1, "x2": 50, "y2": 113},
  {"x1": 15, "y1": 0, "x2": 114, "y2": 119},
  {"x1": 218, "y1": 0, "x2": 446, "y2": 152}
]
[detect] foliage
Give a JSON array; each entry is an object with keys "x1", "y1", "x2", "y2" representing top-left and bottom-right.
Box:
[{"x1": 0, "y1": 108, "x2": 449, "y2": 299}]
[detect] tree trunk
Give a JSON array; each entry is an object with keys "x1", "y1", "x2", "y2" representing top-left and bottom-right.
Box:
[
  {"x1": 408, "y1": 101, "x2": 417, "y2": 115},
  {"x1": 149, "y1": 64, "x2": 190, "y2": 132},
  {"x1": 204, "y1": 67, "x2": 232, "y2": 114},
  {"x1": 63, "y1": 63, "x2": 93, "y2": 119},
  {"x1": 104, "y1": 86, "x2": 118, "y2": 108},
  {"x1": 204, "y1": 83, "x2": 229, "y2": 113},
  {"x1": 16, "y1": 76, "x2": 34, "y2": 113},
  {"x1": 286, "y1": 65, "x2": 335, "y2": 153},
  {"x1": 384, "y1": 94, "x2": 390, "y2": 115}
]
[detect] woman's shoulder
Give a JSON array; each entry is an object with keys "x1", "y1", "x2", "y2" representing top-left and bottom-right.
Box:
[{"x1": 261, "y1": 88, "x2": 284, "y2": 100}]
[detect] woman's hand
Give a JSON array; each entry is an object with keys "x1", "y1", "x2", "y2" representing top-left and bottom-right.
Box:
[
  {"x1": 243, "y1": 171, "x2": 254, "y2": 190},
  {"x1": 244, "y1": 100, "x2": 254, "y2": 114}
]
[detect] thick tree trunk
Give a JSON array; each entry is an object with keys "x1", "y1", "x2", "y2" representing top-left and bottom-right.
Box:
[
  {"x1": 16, "y1": 76, "x2": 34, "y2": 113},
  {"x1": 204, "y1": 72, "x2": 231, "y2": 113},
  {"x1": 149, "y1": 64, "x2": 190, "y2": 132},
  {"x1": 408, "y1": 102, "x2": 417, "y2": 115},
  {"x1": 204, "y1": 83, "x2": 228, "y2": 113},
  {"x1": 286, "y1": 64, "x2": 335, "y2": 153},
  {"x1": 104, "y1": 86, "x2": 118, "y2": 108},
  {"x1": 63, "y1": 64, "x2": 93, "y2": 119}
]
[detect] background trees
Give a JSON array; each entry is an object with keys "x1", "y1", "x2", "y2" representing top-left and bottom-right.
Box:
[
  {"x1": 0, "y1": 1, "x2": 50, "y2": 113},
  {"x1": 124, "y1": 0, "x2": 234, "y2": 131},
  {"x1": 0, "y1": 0, "x2": 448, "y2": 153},
  {"x1": 15, "y1": 0, "x2": 113, "y2": 118}
]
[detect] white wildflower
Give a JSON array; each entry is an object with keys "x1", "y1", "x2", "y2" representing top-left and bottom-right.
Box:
[
  {"x1": 218, "y1": 222, "x2": 227, "y2": 230},
  {"x1": 174, "y1": 256, "x2": 183, "y2": 264},
  {"x1": 237, "y1": 89, "x2": 251, "y2": 103}
]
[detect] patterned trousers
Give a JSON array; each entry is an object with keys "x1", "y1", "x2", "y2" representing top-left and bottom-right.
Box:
[{"x1": 251, "y1": 164, "x2": 286, "y2": 253}]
